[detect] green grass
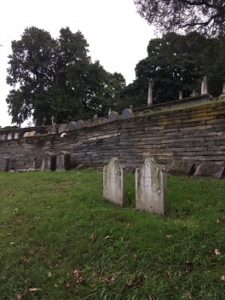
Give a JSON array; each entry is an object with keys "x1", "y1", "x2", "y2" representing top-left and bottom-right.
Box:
[{"x1": 0, "y1": 170, "x2": 225, "y2": 299}]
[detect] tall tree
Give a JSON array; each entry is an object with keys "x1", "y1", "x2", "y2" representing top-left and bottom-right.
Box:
[
  {"x1": 134, "y1": 0, "x2": 225, "y2": 36},
  {"x1": 121, "y1": 32, "x2": 225, "y2": 106},
  {"x1": 6, "y1": 27, "x2": 125, "y2": 125}
]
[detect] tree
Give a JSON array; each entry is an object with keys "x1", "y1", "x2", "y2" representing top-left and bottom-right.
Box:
[
  {"x1": 134, "y1": 0, "x2": 225, "y2": 36},
  {"x1": 121, "y1": 32, "x2": 225, "y2": 106},
  {"x1": 6, "y1": 27, "x2": 125, "y2": 125}
]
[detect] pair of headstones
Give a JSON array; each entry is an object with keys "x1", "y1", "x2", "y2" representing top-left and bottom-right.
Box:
[
  {"x1": 103, "y1": 158, "x2": 166, "y2": 215},
  {"x1": 42, "y1": 152, "x2": 71, "y2": 171}
]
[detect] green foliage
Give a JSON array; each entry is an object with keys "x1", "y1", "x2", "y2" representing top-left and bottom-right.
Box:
[
  {"x1": 0, "y1": 170, "x2": 225, "y2": 299},
  {"x1": 134, "y1": 0, "x2": 225, "y2": 37},
  {"x1": 6, "y1": 27, "x2": 125, "y2": 125},
  {"x1": 122, "y1": 32, "x2": 225, "y2": 106}
]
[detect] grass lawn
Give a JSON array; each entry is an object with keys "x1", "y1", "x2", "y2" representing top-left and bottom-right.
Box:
[{"x1": 0, "y1": 169, "x2": 225, "y2": 299}]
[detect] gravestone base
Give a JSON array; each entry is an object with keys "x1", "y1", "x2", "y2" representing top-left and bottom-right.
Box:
[{"x1": 41, "y1": 152, "x2": 57, "y2": 171}]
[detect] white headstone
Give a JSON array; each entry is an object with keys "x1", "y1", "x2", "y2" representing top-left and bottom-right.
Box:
[
  {"x1": 108, "y1": 111, "x2": 119, "y2": 122},
  {"x1": 135, "y1": 158, "x2": 167, "y2": 215},
  {"x1": 201, "y1": 76, "x2": 208, "y2": 95},
  {"x1": 122, "y1": 108, "x2": 134, "y2": 120},
  {"x1": 58, "y1": 124, "x2": 68, "y2": 133},
  {"x1": 103, "y1": 158, "x2": 124, "y2": 206}
]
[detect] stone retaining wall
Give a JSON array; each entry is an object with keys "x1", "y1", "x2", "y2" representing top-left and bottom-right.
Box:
[{"x1": 1, "y1": 99, "x2": 225, "y2": 171}]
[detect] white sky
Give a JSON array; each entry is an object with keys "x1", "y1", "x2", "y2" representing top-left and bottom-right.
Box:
[{"x1": 0, "y1": 0, "x2": 155, "y2": 127}]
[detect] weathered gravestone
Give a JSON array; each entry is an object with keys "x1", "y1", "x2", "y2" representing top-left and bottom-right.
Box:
[
  {"x1": 135, "y1": 158, "x2": 167, "y2": 215},
  {"x1": 122, "y1": 108, "x2": 134, "y2": 120},
  {"x1": 75, "y1": 120, "x2": 84, "y2": 130},
  {"x1": 41, "y1": 152, "x2": 57, "y2": 171},
  {"x1": 56, "y1": 152, "x2": 71, "y2": 171},
  {"x1": 108, "y1": 111, "x2": 119, "y2": 122},
  {"x1": 68, "y1": 122, "x2": 77, "y2": 131},
  {"x1": 58, "y1": 124, "x2": 68, "y2": 133},
  {"x1": 0, "y1": 156, "x2": 10, "y2": 172},
  {"x1": 194, "y1": 163, "x2": 225, "y2": 179},
  {"x1": 103, "y1": 158, "x2": 124, "y2": 206}
]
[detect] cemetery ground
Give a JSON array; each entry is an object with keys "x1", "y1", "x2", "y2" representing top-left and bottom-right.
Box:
[{"x1": 0, "y1": 170, "x2": 225, "y2": 299}]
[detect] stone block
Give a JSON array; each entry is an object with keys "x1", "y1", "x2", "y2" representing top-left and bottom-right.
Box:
[
  {"x1": 56, "y1": 152, "x2": 71, "y2": 171},
  {"x1": 0, "y1": 156, "x2": 10, "y2": 172},
  {"x1": 194, "y1": 163, "x2": 225, "y2": 179},
  {"x1": 168, "y1": 160, "x2": 195, "y2": 176},
  {"x1": 41, "y1": 152, "x2": 57, "y2": 171},
  {"x1": 103, "y1": 158, "x2": 124, "y2": 206},
  {"x1": 135, "y1": 158, "x2": 167, "y2": 215}
]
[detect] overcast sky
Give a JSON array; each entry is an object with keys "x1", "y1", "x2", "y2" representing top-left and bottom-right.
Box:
[{"x1": 0, "y1": 0, "x2": 155, "y2": 127}]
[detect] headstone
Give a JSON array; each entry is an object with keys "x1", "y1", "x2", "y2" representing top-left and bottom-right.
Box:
[
  {"x1": 14, "y1": 132, "x2": 19, "y2": 139},
  {"x1": 41, "y1": 152, "x2": 57, "y2": 171},
  {"x1": 147, "y1": 79, "x2": 153, "y2": 106},
  {"x1": 179, "y1": 91, "x2": 183, "y2": 100},
  {"x1": 29, "y1": 131, "x2": 36, "y2": 137},
  {"x1": 219, "y1": 83, "x2": 225, "y2": 99},
  {"x1": 58, "y1": 124, "x2": 68, "y2": 133},
  {"x1": 7, "y1": 133, "x2": 12, "y2": 140},
  {"x1": 23, "y1": 132, "x2": 30, "y2": 137},
  {"x1": 201, "y1": 76, "x2": 208, "y2": 95},
  {"x1": 68, "y1": 121, "x2": 77, "y2": 131},
  {"x1": 103, "y1": 158, "x2": 124, "y2": 206},
  {"x1": 108, "y1": 111, "x2": 119, "y2": 122},
  {"x1": 191, "y1": 90, "x2": 197, "y2": 97},
  {"x1": 0, "y1": 156, "x2": 10, "y2": 172},
  {"x1": 1, "y1": 134, "x2": 6, "y2": 141},
  {"x1": 122, "y1": 108, "x2": 134, "y2": 120},
  {"x1": 56, "y1": 152, "x2": 71, "y2": 171},
  {"x1": 194, "y1": 163, "x2": 225, "y2": 179},
  {"x1": 135, "y1": 158, "x2": 166, "y2": 215},
  {"x1": 75, "y1": 120, "x2": 84, "y2": 129}
]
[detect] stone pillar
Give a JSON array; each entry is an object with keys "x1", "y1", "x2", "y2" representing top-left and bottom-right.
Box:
[
  {"x1": 179, "y1": 91, "x2": 183, "y2": 100},
  {"x1": 135, "y1": 158, "x2": 167, "y2": 215},
  {"x1": 201, "y1": 76, "x2": 208, "y2": 95},
  {"x1": 147, "y1": 79, "x2": 153, "y2": 106}
]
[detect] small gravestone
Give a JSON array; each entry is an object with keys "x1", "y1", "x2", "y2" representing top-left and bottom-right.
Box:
[
  {"x1": 108, "y1": 111, "x2": 119, "y2": 122},
  {"x1": 122, "y1": 108, "x2": 134, "y2": 120},
  {"x1": 7, "y1": 133, "x2": 12, "y2": 140},
  {"x1": 103, "y1": 158, "x2": 124, "y2": 206},
  {"x1": 14, "y1": 132, "x2": 19, "y2": 139},
  {"x1": 68, "y1": 122, "x2": 77, "y2": 131},
  {"x1": 135, "y1": 158, "x2": 166, "y2": 215},
  {"x1": 41, "y1": 152, "x2": 56, "y2": 171},
  {"x1": 58, "y1": 124, "x2": 68, "y2": 133},
  {"x1": 75, "y1": 120, "x2": 84, "y2": 130},
  {"x1": 56, "y1": 152, "x2": 71, "y2": 171},
  {"x1": 0, "y1": 156, "x2": 10, "y2": 172},
  {"x1": 1, "y1": 134, "x2": 6, "y2": 141},
  {"x1": 194, "y1": 163, "x2": 225, "y2": 179}
]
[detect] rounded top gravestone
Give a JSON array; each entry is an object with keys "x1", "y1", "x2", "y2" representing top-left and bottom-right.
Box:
[
  {"x1": 122, "y1": 108, "x2": 134, "y2": 120},
  {"x1": 108, "y1": 111, "x2": 119, "y2": 122},
  {"x1": 75, "y1": 120, "x2": 84, "y2": 129},
  {"x1": 68, "y1": 122, "x2": 76, "y2": 131}
]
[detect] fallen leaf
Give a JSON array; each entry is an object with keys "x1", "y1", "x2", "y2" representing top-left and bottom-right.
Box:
[
  {"x1": 29, "y1": 288, "x2": 42, "y2": 292},
  {"x1": 221, "y1": 275, "x2": 225, "y2": 281},
  {"x1": 90, "y1": 234, "x2": 97, "y2": 242},
  {"x1": 214, "y1": 249, "x2": 221, "y2": 256},
  {"x1": 166, "y1": 235, "x2": 172, "y2": 239},
  {"x1": 48, "y1": 271, "x2": 52, "y2": 278},
  {"x1": 72, "y1": 269, "x2": 85, "y2": 284}
]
